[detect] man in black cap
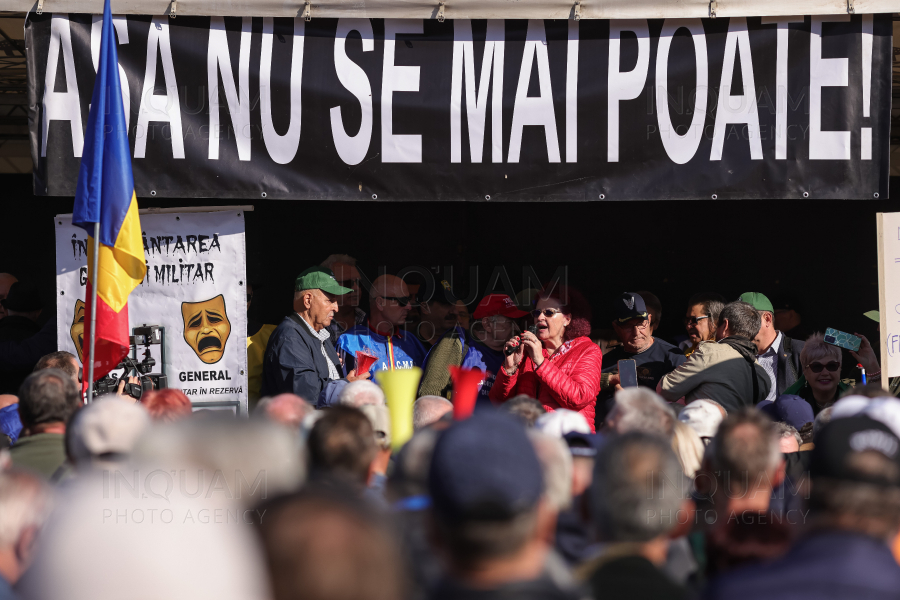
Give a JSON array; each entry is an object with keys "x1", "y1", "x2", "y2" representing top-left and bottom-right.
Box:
[
  {"x1": 705, "y1": 414, "x2": 900, "y2": 599},
  {"x1": 427, "y1": 412, "x2": 578, "y2": 600},
  {"x1": 261, "y1": 267, "x2": 369, "y2": 404},
  {"x1": 0, "y1": 282, "x2": 43, "y2": 394},
  {"x1": 598, "y1": 293, "x2": 686, "y2": 416}
]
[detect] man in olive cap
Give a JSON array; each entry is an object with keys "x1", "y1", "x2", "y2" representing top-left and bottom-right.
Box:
[
  {"x1": 261, "y1": 267, "x2": 369, "y2": 404},
  {"x1": 738, "y1": 292, "x2": 804, "y2": 400}
]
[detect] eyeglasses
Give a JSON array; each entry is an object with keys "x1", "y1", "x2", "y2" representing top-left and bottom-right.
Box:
[
  {"x1": 380, "y1": 296, "x2": 411, "y2": 307},
  {"x1": 683, "y1": 315, "x2": 710, "y2": 326},
  {"x1": 337, "y1": 278, "x2": 361, "y2": 288},
  {"x1": 618, "y1": 318, "x2": 650, "y2": 330},
  {"x1": 807, "y1": 361, "x2": 840, "y2": 373},
  {"x1": 531, "y1": 308, "x2": 563, "y2": 318}
]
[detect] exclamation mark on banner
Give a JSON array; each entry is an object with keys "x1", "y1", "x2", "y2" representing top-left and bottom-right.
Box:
[{"x1": 861, "y1": 14, "x2": 873, "y2": 160}]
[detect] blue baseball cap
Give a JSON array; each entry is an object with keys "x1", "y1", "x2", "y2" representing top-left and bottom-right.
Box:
[
  {"x1": 614, "y1": 292, "x2": 648, "y2": 323},
  {"x1": 773, "y1": 394, "x2": 815, "y2": 431},
  {"x1": 428, "y1": 412, "x2": 543, "y2": 522}
]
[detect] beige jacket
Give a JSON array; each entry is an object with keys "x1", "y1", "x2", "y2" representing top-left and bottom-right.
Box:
[{"x1": 658, "y1": 340, "x2": 770, "y2": 412}]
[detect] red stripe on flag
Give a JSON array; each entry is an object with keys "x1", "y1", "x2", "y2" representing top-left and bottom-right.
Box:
[{"x1": 81, "y1": 280, "x2": 130, "y2": 393}]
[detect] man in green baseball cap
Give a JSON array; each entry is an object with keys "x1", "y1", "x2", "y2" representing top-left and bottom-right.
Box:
[
  {"x1": 738, "y1": 292, "x2": 805, "y2": 399},
  {"x1": 260, "y1": 266, "x2": 369, "y2": 403}
]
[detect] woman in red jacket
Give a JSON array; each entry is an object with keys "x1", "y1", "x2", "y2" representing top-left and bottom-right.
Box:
[{"x1": 490, "y1": 286, "x2": 603, "y2": 431}]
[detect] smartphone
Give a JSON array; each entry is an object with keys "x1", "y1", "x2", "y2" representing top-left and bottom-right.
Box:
[
  {"x1": 824, "y1": 328, "x2": 861, "y2": 352},
  {"x1": 618, "y1": 359, "x2": 639, "y2": 387}
]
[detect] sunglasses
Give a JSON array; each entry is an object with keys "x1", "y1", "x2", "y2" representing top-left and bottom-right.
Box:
[
  {"x1": 380, "y1": 296, "x2": 411, "y2": 307},
  {"x1": 683, "y1": 315, "x2": 709, "y2": 326},
  {"x1": 337, "y1": 278, "x2": 361, "y2": 287},
  {"x1": 807, "y1": 361, "x2": 840, "y2": 373},
  {"x1": 531, "y1": 308, "x2": 563, "y2": 318}
]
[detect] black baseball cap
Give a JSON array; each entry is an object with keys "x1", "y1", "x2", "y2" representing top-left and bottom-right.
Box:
[
  {"x1": 428, "y1": 412, "x2": 543, "y2": 522},
  {"x1": 614, "y1": 292, "x2": 648, "y2": 323},
  {"x1": 811, "y1": 415, "x2": 900, "y2": 488}
]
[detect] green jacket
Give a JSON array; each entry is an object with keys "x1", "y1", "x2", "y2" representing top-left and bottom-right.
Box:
[{"x1": 10, "y1": 433, "x2": 67, "y2": 479}]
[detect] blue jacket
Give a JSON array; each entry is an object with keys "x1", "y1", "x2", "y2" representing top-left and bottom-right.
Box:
[
  {"x1": 261, "y1": 314, "x2": 343, "y2": 404},
  {"x1": 705, "y1": 530, "x2": 900, "y2": 600},
  {"x1": 336, "y1": 324, "x2": 426, "y2": 375}
]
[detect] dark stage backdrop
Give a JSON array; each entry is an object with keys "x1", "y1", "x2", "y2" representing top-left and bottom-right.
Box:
[{"x1": 3, "y1": 173, "x2": 894, "y2": 351}]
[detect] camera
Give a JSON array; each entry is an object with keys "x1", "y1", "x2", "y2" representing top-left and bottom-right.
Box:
[
  {"x1": 92, "y1": 325, "x2": 169, "y2": 401},
  {"x1": 504, "y1": 325, "x2": 539, "y2": 356}
]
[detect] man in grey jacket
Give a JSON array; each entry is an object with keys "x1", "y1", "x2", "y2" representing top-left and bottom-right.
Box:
[
  {"x1": 658, "y1": 301, "x2": 770, "y2": 413},
  {"x1": 261, "y1": 267, "x2": 369, "y2": 404}
]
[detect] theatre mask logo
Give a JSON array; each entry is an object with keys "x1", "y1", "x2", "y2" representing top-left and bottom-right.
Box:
[
  {"x1": 70, "y1": 300, "x2": 85, "y2": 362},
  {"x1": 181, "y1": 295, "x2": 231, "y2": 364}
]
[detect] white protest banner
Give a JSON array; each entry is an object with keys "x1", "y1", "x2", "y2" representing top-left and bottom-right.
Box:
[
  {"x1": 877, "y1": 213, "x2": 900, "y2": 384},
  {"x1": 55, "y1": 208, "x2": 249, "y2": 413}
]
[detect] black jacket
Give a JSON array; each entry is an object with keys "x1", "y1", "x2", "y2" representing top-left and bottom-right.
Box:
[
  {"x1": 775, "y1": 335, "x2": 804, "y2": 397},
  {"x1": 260, "y1": 314, "x2": 342, "y2": 403}
]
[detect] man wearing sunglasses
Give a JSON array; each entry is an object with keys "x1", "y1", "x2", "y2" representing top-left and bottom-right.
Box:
[
  {"x1": 336, "y1": 274, "x2": 426, "y2": 376},
  {"x1": 598, "y1": 293, "x2": 686, "y2": 415}
]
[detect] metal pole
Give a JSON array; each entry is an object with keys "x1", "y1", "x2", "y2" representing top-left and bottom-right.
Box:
[{"x1": 85, "y1": 222, "x2": 100, "y2": 404}]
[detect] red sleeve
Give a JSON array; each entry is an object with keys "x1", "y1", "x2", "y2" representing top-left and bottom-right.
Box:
[
  {"x1": 533, "y1": 343, "x2": 603, "y2": 410},
  {"x1": 489, "y1": 358, "x2": 538, "y2": 404}
]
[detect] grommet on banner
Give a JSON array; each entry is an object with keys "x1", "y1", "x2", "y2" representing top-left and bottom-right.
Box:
[
  {"x1": 150, "y1": 190, "x2": 157, "y2": 196},
  {"x1": 599, "y1": 193, "x2": 605, "y2": 200},
  {"x1": 169, "y1": 0, "x2": 176, "y2": 18},
  {"x1": 303, "y1": 0, "x2": 311, "y2": 21},
  {"x1": 802, "y1": 191, "x2": 809, "y2": 198},
  {"x1": 573, "y1": 1, "x2": 582, "y2": 21},
  {"x1": 708, "y1": 0, "x2": 717, "y2": 18},
  {"x1": 36, "y1": 0, "x2": 44, "y2": 15},
  {"x1": 261, "y1": 192, "x2": 267, "y2": 198},
  {"x1": 875, "y1": 193, "x2": 880, "y2": 199},
  {"x1": 371, "y1": 194, "x2": 378, "y2": 200},
  {"x1": 484, "y1": 195, "x2": 491, "y2": 201},
  {"x1": 711, "y1": 194, "x2": 718, "y2": 200},
  {"x1": 437, "y1": 1, "x2": 445, "y2": 22}
]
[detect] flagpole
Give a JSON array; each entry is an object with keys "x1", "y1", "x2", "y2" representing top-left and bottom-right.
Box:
[{"x1": 85, "y1": 222, "x2": 100, "y2": 404}]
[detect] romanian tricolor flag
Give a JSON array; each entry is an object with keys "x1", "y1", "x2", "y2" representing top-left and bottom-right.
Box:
[{"x1": 72, "y1": 0, "x2": 146, "y2": 391}]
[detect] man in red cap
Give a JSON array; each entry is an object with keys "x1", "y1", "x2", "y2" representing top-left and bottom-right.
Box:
[{"x1": 418, "y1": 294, "x2": 527, "y2": 408}]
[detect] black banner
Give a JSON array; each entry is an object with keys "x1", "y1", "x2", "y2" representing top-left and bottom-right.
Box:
[{"x1": 27, "y1": 14, "x2": 893, "y2": 200}]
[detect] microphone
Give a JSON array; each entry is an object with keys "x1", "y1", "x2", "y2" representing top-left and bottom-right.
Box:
[{"x1": 504, "y1": 325, "x2": 539, "y2": 356}]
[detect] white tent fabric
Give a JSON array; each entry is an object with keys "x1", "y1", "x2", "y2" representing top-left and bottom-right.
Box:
[{"x1": 10, "y1": 0, "x2": 897, "y2": 18}]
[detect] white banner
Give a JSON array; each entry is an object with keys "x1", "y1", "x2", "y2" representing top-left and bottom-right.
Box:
[{"x1": 55, "y1": 209, "x2": 249, "y2": 413}]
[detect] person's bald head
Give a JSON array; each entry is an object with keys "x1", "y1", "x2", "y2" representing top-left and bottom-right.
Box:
[
  {"x1": 370, "y1": 275, "x2": 411, "y2": 329},
  {"x1": 0, "y1": 273, "x2": 17, "y2": 319}
]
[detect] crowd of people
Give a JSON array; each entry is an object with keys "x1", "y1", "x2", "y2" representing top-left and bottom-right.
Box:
[{"x1": 1, "y1": 254, "x2": 899, "y2": 600}]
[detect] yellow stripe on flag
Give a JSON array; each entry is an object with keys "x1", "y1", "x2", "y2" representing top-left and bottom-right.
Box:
[{"x1": 86, "y1": 194, "x2": 147, "y2": 313}]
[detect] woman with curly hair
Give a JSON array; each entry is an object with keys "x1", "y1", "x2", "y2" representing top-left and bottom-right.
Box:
[{"x1": 490, "y1": 285, "x2": 603, "y2": 431}]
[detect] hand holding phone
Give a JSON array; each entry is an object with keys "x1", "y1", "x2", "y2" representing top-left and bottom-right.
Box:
[
  {"x1": 618, "y1": 359, "x2": 639, "y2": 388},
  {"x1": 824, "y1": 328, "x2": 861, "y2": 352}
]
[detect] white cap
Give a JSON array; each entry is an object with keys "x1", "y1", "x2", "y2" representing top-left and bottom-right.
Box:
[
  {"x1": 534, "y1": 409, "x2": 590, "y2": 438},
  {"x1": 678, "y1": 400, "x2": 724, "y2": 440},
  {"x1": 67, "y1": 397, "x2": 150, "y2": 469}
]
